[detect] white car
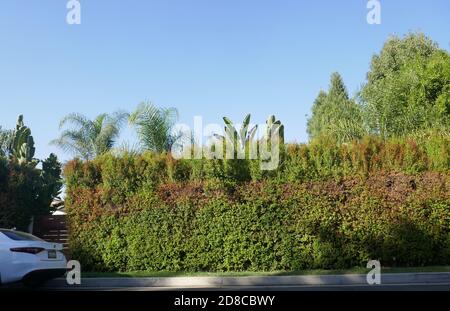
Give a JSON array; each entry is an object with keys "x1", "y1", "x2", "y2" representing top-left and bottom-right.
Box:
[{"x1": 0, "y1": 229, "x2": 67, "y2": 286}]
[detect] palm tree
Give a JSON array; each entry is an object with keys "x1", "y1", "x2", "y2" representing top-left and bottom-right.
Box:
[
  {"x1": 128, "y1": 102, "x2": 180, "y2": 153},
  {"x1": 51, "y1": 111, "x2": 128, "y2": 160}
]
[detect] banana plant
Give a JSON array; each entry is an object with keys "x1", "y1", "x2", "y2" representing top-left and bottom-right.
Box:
[
  {"x1": 214, "y1": 114, "x2": 258, "y2": 152},
  {"x1": 8, "y1": 115, "x2": 38, "y2": 167}
]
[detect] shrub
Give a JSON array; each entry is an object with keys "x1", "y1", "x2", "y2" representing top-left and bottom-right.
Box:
[
  {"x1": 66, "y1": 174, "x2": 450, "y2": 271},
  {"x1": 0, "y1": 158, "x2": 62, "y2": 230},
  {"x1": 64, "y1": 135, "x2": 449, "y2": 272}
]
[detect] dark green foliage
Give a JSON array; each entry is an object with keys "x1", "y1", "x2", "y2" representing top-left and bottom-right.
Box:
[
  {"x1": 0, "y1": 155, "x2": 62, "y2": 230},
  {"x1": 38, "y1": 153, "x2": 63, "y2": 214},
  {"x1": 0, "y1": 161, "x2": 41, "y2": 230},
  {"x1": 0, "y1": 116, "x2": 63, "y2": 230}
]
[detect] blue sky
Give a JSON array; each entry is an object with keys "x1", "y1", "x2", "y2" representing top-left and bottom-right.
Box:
[{"x1": 0, "y1": 0, "x2": 449, "y2": 162}]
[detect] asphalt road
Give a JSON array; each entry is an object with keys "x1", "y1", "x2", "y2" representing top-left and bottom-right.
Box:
[
  {"x1": 3, "y1": 273, "x2": 450, "y2": 291},
  {"x1": 37, "y1": 283, "x2": 450, "y2": 291}
]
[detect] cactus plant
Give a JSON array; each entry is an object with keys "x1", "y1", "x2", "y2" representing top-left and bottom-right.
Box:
[
  {"x1": 8, "y1": 115, "x2": 38, "y2": 166},
  {"x1": 265, "y1": 115, "x2": 284, "y2": 144}
]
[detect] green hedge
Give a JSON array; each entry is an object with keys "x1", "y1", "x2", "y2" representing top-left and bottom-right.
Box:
[{"x1": 64, "y1": 135, "x2": 450, "y2": 272}]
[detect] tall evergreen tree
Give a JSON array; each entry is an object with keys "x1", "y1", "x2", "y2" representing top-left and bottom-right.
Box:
[
  {"x1": 329, "y1": 72, "x2": 349, "y2": 99},
  {"x1": 307, "y1": 73, "x2": 364, "y2": 142},
  {"x1": 307, "y1": 91, "x2": 328, "y2": 138}
]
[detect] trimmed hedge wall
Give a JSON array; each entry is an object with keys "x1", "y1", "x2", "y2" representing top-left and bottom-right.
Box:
[{"x1": 64, "y1": 135, "x2": 450, "y2": 272}]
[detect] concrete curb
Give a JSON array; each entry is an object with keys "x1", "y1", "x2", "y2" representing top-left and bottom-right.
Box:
[{"x1": 45, "y1": 272, "x2": 450, "y2": 288}]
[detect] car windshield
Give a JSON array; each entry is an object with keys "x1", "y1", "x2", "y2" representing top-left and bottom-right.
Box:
[{"x1": 0, "y1": 230, "x2": 43, "y2": 241}]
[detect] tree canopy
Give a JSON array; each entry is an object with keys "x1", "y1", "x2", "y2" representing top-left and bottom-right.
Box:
[
  {"x1": 360, "y1": 32, "x2": 450, "y2": 138},
  {"x1": 307, "y1": 72, "x2": 364, "y2": 143},
  {"x1": 308, "y1": 32, "x2": 450, "y2": 142}
]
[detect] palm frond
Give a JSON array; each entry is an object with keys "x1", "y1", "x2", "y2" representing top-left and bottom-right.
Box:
[
  {"x1": 52, "y1": 111, "x2": 127, "y2": 159},
  {"x1": 129, "y1": 102, "x2": 179, "y2": 153}
]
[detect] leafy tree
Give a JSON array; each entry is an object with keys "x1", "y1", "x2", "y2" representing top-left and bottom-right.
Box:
[
  {"x1": 52, "y1": 111, "x2": 128, "y2": 160},
  {"x1": 129, "y1": 102, "x2": 180, "y2": 153},
  {"x1": 360, "y1": 32, "x2": 449, "y2": 138},
  {"x1": 307, "y1": 73, "x2": 364, "y2": 143}
]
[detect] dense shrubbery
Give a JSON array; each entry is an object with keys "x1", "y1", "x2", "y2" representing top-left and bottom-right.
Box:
[
  {"x1": 0, "y1": 114, "x2": 63, "y2": 230},
  {"x1": 0, "y1": 155, "x2": 62, "y2": 230},
  {"x1": 65, "y1": 134, "x2": 450, "y2": 271}
]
